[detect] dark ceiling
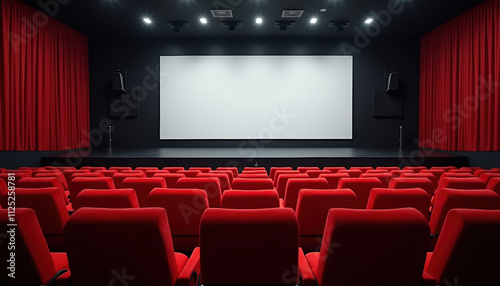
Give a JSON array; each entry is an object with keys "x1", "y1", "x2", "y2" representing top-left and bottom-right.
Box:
[{"x1": 21, "y1": 0, "x2": 486, "y2": 38}]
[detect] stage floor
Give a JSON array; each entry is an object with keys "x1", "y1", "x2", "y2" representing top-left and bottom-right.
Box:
[{"x1": 42, "y1": 148, "x2": 468, "y2": 169}]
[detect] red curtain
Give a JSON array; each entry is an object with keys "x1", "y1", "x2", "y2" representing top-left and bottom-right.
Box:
[
  {"x1": 0, "y1": 0, "x2": 89, "y2": 151},
  {"x1": 419, "y1": 0, "x2": 500, "y2": 151}
]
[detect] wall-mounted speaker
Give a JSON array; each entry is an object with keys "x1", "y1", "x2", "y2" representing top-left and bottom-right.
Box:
[
  {"x1": 386, "y1": 72, "x2": 399, "y2": 92},
  {"x1": 112, "y1": 71, "x2": 125, "y2": 92}
]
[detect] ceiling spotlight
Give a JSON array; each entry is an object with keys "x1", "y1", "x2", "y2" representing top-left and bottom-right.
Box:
[
  {"x1": 365, "y1": 18, "x2": 374, "y2": 24},
  {"x1": 329, "y1": 21, "x2": 351, "y2": 32},
  {"x1": 310, "y1": 18, "x2": 318, "y2": 24},
  {"x1": 167, "y1": 21, "x2": 190, "y2": 32},
  {"x1": 221, "y1": 21, "x2": 242, "y2": 31},
  {"x1": 256, "y1": 17, "x2": 263, "y2": 24},
  {"x1": 200, "y1": 18, "x2": 207, "y2": 24},
  {"x1": 275, "y1": 20, "x2": 296, "y2": 31},
  {"x1": 143, "y1": 18, "x2": 152, "y2": 24},
  {"x1": 320, "y1": 8, "x2": 327, "y2": 13}
]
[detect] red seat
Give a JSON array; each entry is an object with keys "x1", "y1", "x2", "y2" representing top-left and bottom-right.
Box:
[
  {"x1": 403, "y1": 166, "x2": 428, "y2": 172},
  {"x1": 120, "y1": 177, "x2": 167, "y2": 207},
  {"x1": 135, "y1": 166, "x2": 159, "y2": 171},
  {"x1": 318, "y1": 173, "x2": 350, "y2": 189},
  {"x1": 69, "y1": 172, "x2": 104, "y2": 182},
  {"x1": 215, "y1": 167, "x2": 238, "y2": 179},
  {"x1": 388, "y1": 177, "x2": 435, "y2": 197},
  {"x1": 376, "y1": 166, "x2": 400, "y2": 171},
  {"x1": 221, "y1": 189, "x2": 279, "y2": 209},
  {"x1": 200, "y1": 208, "x2": 298, "y2": 285},
  {"x1": 283, "y1": 178, "x2": 329, "y2": 210},
  {"x1": 162, "y1": 166, "x2": 185, "y2": 173},
  {"x1": 146, "y1": 188, "x2": 209, "y2": 252},
  {"x1": 198, "y1": 172, "x2": 231, "y2": 193},
  {"x1": 231, "y1": 178, "x2": 274, "y2": 190},
  {"x1": 210, "y1": 170, "x2": 235, "y2": 184},
  {"x1": 45, "y1": 166, "x2": 76, "y2": 172},
  {"x1": 304, "y1": 208, "x2": 429, "y2": 286},
  {"x1": 0, "y1": 208, "x2": 69, "y2": 285},
  {"x1": 474, "y1": 168, "x2": 500, "y2": 177},
  {"x1": 273, "y1": 170, "x2": 300, "y2": 184},
  {"x1": 72, "y1": 188, "x2": 140, "y2": 211},
  {"x1": 176, "y1": 177, "x2": 222, "y2": 207},
  {"x1": 108, "y1": 166, "x2": 133, "y2": 171},
  {"x1": 389, "y1": 169, "x2": 415, "y2": 177},
  {"x1": 64, "y1": 208, "x2": 199, "y2": 286},
  {"x1": 243, "y1": 167, "x2": 266, "y2": 171},
  {"x1": 34, "y1": 172, "x2": 69, "y2": 190},
  {"x1": 433, "y1": 177, "x2": 488, "y2": 204},
  {"x1": 323, "y1": 166, "x2": 347, "y2": 173},
  {"x1": 338, "y1": 169, "x2": 363, "y2": 178},
  {"x1": 360, "y1": 173, "x2": 393, "y2": 188},
  {"x1": 145, "y1": 170, "x2": 171, "y2": 177},
  {"x1": 189, "y1": 167, "x2": 212, "y2": 173},
  {"x1": 420, "y1": 169, "x2": 445, "y2": 182},
  {"x1": 297, "y1": 167, "x2": 320, "y2": 173},
  {"x1": 270, "y1": 167, "x2": 293, "y2": 182},
  {"x1": 12, "y1": 187, "x2": 69, "y2": 251},
  {"x1": 437, "y1": 172, "x2": 474, "y2": 186},
  {"x1": 479, "y1": 172, "x2": 500, "y2": 184},
  {"x1": 423, "y1": 209, "x2": 500, "y2": 286},
  {"x1": 17, "y1": 177, "x2": 69, "y2": 205},
  {"x1": 153, "y1": 173, "x2": 186, "y2": 188},
  {"x1": 337, "y1": 177, "x2": 384, "y2": 208},
  {"x1": 366, "y1": 188, "x2": 431, "y2": 220},
  {"x1": 276, "y1": 173, "x2": 308, "y2": 198},
  {"x1": 68, "y1": 177, "x2": 115, "y2": 202},
  {"x1": 400, "y1": 172, "x2": 438, "y2": 187},
  {"x1": 365, "y1": 170, "x2": 391, "y2": 174},
  {"x1": 431, "y1": 166, "x2": 457, "y2": 172},
  {"x1": 80, "y1": 166, "x2": 107, "y2": 172},
  {"x1": 178, "y1": 169, "x2": 202, "y2": 177},
  {"x1": 306, "y1": 170, "x2": 332, "y2": 178},
  {"x1": 448, "y1": 168, "x2": 474, "y2": 174},
  {"x1": 241, "y1": 169, "x2": 268, "y2": 175},
  {"x1": 0, "y1": 172, "x2": 30, "y2": 183},
  {"x1": 350, "y1": 166, "x2": 374, "y2": 173},
  {"x1": 488, "y1": 177, "x2": 500, "y2": 196},
  {"x1": 237, "y1": 173, "x2": 269, "y2": 179},
  {"x1": 0, "y1": 180, "x2": 7, "y2": 208},
  {"x1": 428, "y1": 188, "x2": 500, "y2": 247},
  {"x1": 93, "y1": 169, "x2": 118, "y2": 177},
  {"x1": 111, "y1": 172, "x2": 146, "y2": 188},
  {"x1": 296, "y1": 189, "x2": 358, "y2": 252}
]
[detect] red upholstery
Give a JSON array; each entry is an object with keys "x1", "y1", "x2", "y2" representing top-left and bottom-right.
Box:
[
  {"x1": 72, "y1": 188, "x2": 140, "y2": 211},
  {"x1": 108, "y1": 166, "x2": 133, "y2": 171},
  {"x1": 241, "y1": 170, "x2": 267, "y2": 175},
  {"x1": 297, "y1": 167, "x2": 320, "y2": 173},
  {"x1": 429, "y1": 188, "x2": 500, "y2": 238},
  {"x1": 80, "y1": 166, "x2": 107, "y2": 172},
  {"x1": 388, "y1": 177, "x2": 435, "y2": 197},
  {"x1": 424, "y1": 209, "x2": 500, "y2": 285},
  {"x1": 0, "y1": 208, "x2": 68, "y2": 285},
  {"x1": 93, "y1": 169, "x2": 118, "y2": 177},
  {"x1": 475, "y1": 168, "x2": 500, "y2": 177},
  {"x1": 176, "y1": 177, "x2": 222, "y2": 207},
  {"x1": 198, "y1": 172, "x2": 231, "y2": 192},
  {"x1": 296, "y1": 189, "x2": 358, "y2": 252},
  {"x1": 437, "y1": 172, "x2": 474, "y2": 186},
  {"x1": 338, "y1": 169, "x2": 363, "y2": 178},
  {"x1": 153, "y1": 173, "x2": 186, "y2": 188},
  {"x1": 284, "y1": 178, "x2": 329, "y2": 210},
  {"x1": 3, "y1": 169, "x2": 31, "y2": 176},
  {"x1": 276, "y1": 173, "x2": 308, "y2": 198},
  {"x1": 178, "y1": 170, "x2": 202, "y2": 177},
  {"x1": 68, "y1": 177, "x2": 115, "y2": 201},
  {"x1": 34, "y1": 172, "x2": 69, "y2": 190},
  {"x1": 306, "y1": 170, "x2": 332, "y2": 178},
  {"x1": 323, "y1": 166, "x2": 347, "y2": 173},
  {"x1": 0, "y1": 180, "x2": 7, "y2": 208},
  {"x1": 32, "y1": 169, "x2": 62, "y2": 176},
  {"x1": 319, "y1": 173, "x2": 350, "y2": 189},
  {"x1": 111, "y1": 172, "x2": 146, "y2": 188},
  {"x1": 120, "y1": 170, "x2": 146, "y2": 174},
  {"x1": 350, "y1": 166, "x2": 374, "y2": 173},
  {"x1": 45, "y1": 166, "x2": 76, "y2": 171},
  {"x1": 479, "y1": 172, "x2": 500, "y2": 184},
  {"x1": 210, "y1": 170, "x2": 234, "y2": 184},
  {"x1": 433, "y1": 177, "x2": 488, "y2": 204},
  {"x1": 221, "y1": 189, "x2": 279, "y2": 209},
  {"x1": 189, "y1": 167, "x2": 212, "y2": 173},
  {"x1": 13, "y1": 187, "x2": 69, "y2": 251},
  {"x1": 403, "y1": 166, "x2": 428, "y2": 172},
  {"x1": 366, "y1": 188, "x2": 431, "y2": 220},
  {"x1": 135, "y1": 166, "x2": 159, "y2": 171},
  {"x1": 400, "y1": 172, "x2": 438, "y2": 187},
  {"x1": 146, "y1": 188, "x2": 209, "y2": 252},
  {"x1": 448, "y1": 168, "x2": 474, "y2": 174},
  {"x1": 243, "y1": 167, "x2": 266, "y2": 171},
  {"x1": 231, "y1": 178, "x2": 274, "y2": 190},
  {"x1": 273, "y1": 170, "x2": 300, "y2": 185},
  {"x1": 360, "y1": 173, "x2": 393, "y2": 188},
  {"x1": 120, "y1": 177, "x2": 167, "y2": 207},
  {"x1": 215, "y1": 167, "x2": 238, "y2": 179},
  {"x1": 365, "y1": 170, "x2": 391, "y2": 174},
  {"x1": 376, "y1": 166, "x2": 401, "y2": 171},
  {"x1": 69, "y1": 172, "x2": 104, "y2": 182},
  {"x1": 64, "y1": 208, "x2": 198, "y2": 286},
  {"x1": 304, "y1": 208, "x2": 429, "y2": 286},
  {"x1": 488, "y1": 177, "x2": 500, "y2": 196},
  {"x1": 162, "y1": 167, "x2": 185, "y2": 173},
  {"x1": 0, "y1": 172, "x2": 30, "y2": 183},
  {"x1": 17, "y1": 177, "x2": 69, "y2": 204},
  {"x1": 337, "y1": 177, "x2": 384, "y2": 208},
  {"x1": 145, "y1": 170, "x2": 170, "y2": 177},
  {"x1": 237, "y1": 173, "x2": 269, "y2": 179},
  {"x1": 420, "y1": 169, "x2": 445, "y2": 182},
  {"x1": 270, "y1": 167, "x2": 293, "y2": 182},
  {"x1": 200, "y1": 208, "x2": 298, "y2": 285}
]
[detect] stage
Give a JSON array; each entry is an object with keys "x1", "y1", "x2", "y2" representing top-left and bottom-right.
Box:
[{"x1": 41, "y1": 148, "x2": 469, "y2": 169}]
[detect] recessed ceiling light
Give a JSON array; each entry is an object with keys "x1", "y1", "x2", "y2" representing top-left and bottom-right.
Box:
[
  {"x1": 143, "y1": 18, "x2": 152, "y2": 24},
  {"x1": 365, "y1": 18, "x2": 374, "y2": 24},
  {"x1": 320, "y1": 8, "x2": 327, "y2": 12},
  {"x1": 256, "y1": 17, "x2": 263, "y2": 24},
  {"x1": 310, "y1": 18, "x2": 318, "y2": 24},
  {"x1": 200, "y1": 18, "x2": 207, "y2": 24}
]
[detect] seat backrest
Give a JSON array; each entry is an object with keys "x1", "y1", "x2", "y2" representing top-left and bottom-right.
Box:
[
  {"x1": 434, "y1": 177, "x2": 488, "y2": 199},
  {"x1": 0, "y1": 172, "x2": 30, "y2": 183},
  {"x1": 162, "y1": 167, "x2": 185, "y2": 173},
  {"x1": 388, "y1": 177, "x2": 435, "y2": 197},
  {"x1": 376, "y1": 166, "x2": 400, "y2": 171},
  {"x1": 273, "y1": 170, "x2": 300, "y2": 185},
  {"x1": 108, "y1": 166, "x2": 133, "y2": 171},
  {"x1": 420, "y1": 169, "x2": 445, "y2": 182},
  {"x1": 400, "y1": 172, "x2": 438, "y2": 187},
  {"x1": 210, "y1": 170, "x2": 234, "y2": 184},
  {"x1": 63, "y1": 170, "x2": 91, "y2": 184},
  {"x1": 284, "y1": 178, "x2": 329, "y2": 210},
  {"x1": 479, "y1": 172, "x2": 500, "y2": 184},
  {"x1": 145, "y1": 170, "x2": 170, "y2": 177},
  {"x1": 315, "y1": 208, "x2": 429, "y2": 286},
  {"x1": 426, "y1": 209, "x2": 500, "y2": 285},
  {"x1": 198, "y1": 173, "x2": 231, "y2": 192},
  {"x1": 276, "y1": 173, "x2": 308, "y2": 198},
  {"x1": 69, "y1": 172, "x2": 104, "y2": 182},
  {"x1": 135, "y1": 167, "x2": 159, "y2": 171},
  {"x1": 360, "y1": 173, "x2": 393, "y2": 188},
  {"x1": 318, "y1": 173, "x2": 350, "y2": 189},
  {"x1": 120, "y1": 177, "x2": 167, "y2": 207},
  {"x1": 0, "y1": 208, "x2": 58, "y2": 285},
  {"x1": 0, "y1": 180, "x2": 8, "y2": 208},
  {"x1": 338, "y1": 169, "x2": 363, "y2": 178},
  {"x1": 153, "y1": 173, "x2": 186, "y2": 188},
  {"x1": 297, "y1": 167, "x2": 320, "y2": 173},
  {"x1": 64, "y1": 208, "x2": 179, "y2": 286},
  {"x1": 389, "y1": 170, "x2": 415, "y2": 177},
  {"x1": 429, "y1": 188, "x2": 500, "y2": 235},
  {"x1": 176, "y1": 177, "x2": 222, "y2": 207},
  {"x1": 296, "y1": 189, "x2": 358, "y2": 236},
  {"x1": 475, "y1": 168, "x2": 500, "y2": 177},
  {"x1": 93, "y1": 169, "x2": 118, "y2": 177},
  {"x1": 323, "y1": 167, "x2": 347, "y2": 173},
  {"x1": 34, "y1": 172, "x2": 69, "y2": 190},
  {"x1": 366, "y1": 188, "x2": 431, "y2": 220},
  {"x1": 306, "y1": 170, "x2": 332, "y2": 178},
  {"x1": 111, "y1": 172, "x2": 147, "y2": 188},
  {"x1": 231, "y1": 178, "x2": 274, "y2": 190},
  {"x1": 17, "y1": 177, "x2": 68, "y2": 204},
  {"x1": 437, "y1": 173, "x2": 474, "y2": 186},
  {"x1": 68, "y1": 177, "x2": 115, "y2": 201},
  {"x1": 350, "y1": 167, "x2": 374, "y2": 173},
  {"x1": 237, "y1": 173, "x2": 268, "y2": 179},
  {"x1": 80, "y1": 166, "x2": 107, "y2": 172},
  {"x1": 72, "y1": 189, "x2": 140, "y2": 211},
  {"x1": 270, "y1": 167, "x2": 293, "y2": 181},
  {"x1": 337, "y1": 177, "x2": 384, "y2": 208},
  {"x1": 488, "y1": 177, "x2": 500, "y2": 196},
  {"x1": 402, "y1": 166, "x2": 428, "y2": 172},
  {"x1": 189, "y1": 167, "x2": 212, "y2": 173},
  {"x1": 221, "y1": 190, "x2": 279, "y2": 209},
  {"x1": 200, "y1": 208, "x2": 298, "y2": 285},
  {"x1": 14, "y1": 187, "x2": 69, "y2": 235},
  {"x1": 146, "y1": 188, "x2": 209, "y2": 236},
  {"x1": 431, "y1": 166, "x2": 456, "y2": 172},
  {"x1": 215, "y1": 167, "x2": 238, "y2": 179}
]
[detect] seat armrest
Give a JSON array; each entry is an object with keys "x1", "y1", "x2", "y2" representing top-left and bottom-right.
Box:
[
  {"x1": 177, "y1": 247, "x2": 200, "y2": 286},
  {"x1": 53, "y1": 269, "x2": 71, "y2": 286},
  {"x1": 298, "y1": 248, "x2": 316, "y2": 286},
  {"x1": 279, "y1": 198, "x2": 284, "y2": 208},
  {"x1": 421, "y1": 270, "x2": 436, "y2": 286}
]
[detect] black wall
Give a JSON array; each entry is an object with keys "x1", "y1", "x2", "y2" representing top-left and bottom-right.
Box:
[{"x1": 88, "y1": 36, "x2": 421, "y2": 149}]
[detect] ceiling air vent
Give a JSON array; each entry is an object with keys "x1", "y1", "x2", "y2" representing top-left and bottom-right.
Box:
[
  {"x1": 281, "y1": 10, "x2": 304, "y2": 18},
  {"x1": 211, "y1": 10, "x2": 233, "y2": 18}
]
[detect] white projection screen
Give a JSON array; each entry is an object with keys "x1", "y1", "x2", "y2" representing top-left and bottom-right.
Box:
[{"x1": 159, "y1": 55, "x2": 353, "y2": 140}]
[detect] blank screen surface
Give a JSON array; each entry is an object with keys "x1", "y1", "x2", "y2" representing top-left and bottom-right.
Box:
[{"x1": 160, "y1": 56, "x2": 352, "y2": 140}]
